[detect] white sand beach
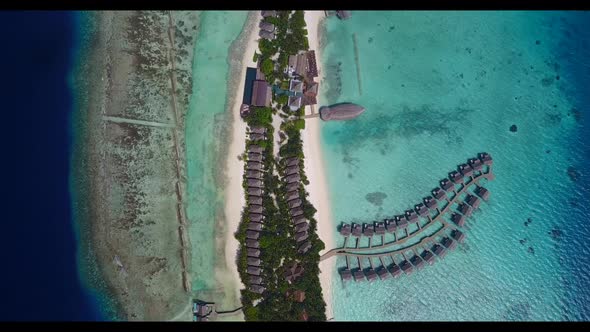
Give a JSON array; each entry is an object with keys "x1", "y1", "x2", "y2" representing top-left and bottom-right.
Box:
[
  {"x1": 222, "y1": 14, "x2": 259, "y2": 307},
  {"x1": 302, "y1": 10, "x2": 335, "y2": 320}
]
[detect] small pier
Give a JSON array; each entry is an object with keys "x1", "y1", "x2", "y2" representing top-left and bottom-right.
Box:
[{"x1": 323, "y1": 153, "x2": 495, "y2": 282}]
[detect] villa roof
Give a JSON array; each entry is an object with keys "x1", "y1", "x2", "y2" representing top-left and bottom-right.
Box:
[
  {"x1": 290, "y1": 79, "x2": 304, "y2": 93},
  {"x1": 288, "y1": 96, "x2": 302, "y2": 110},
  {"x1": 259, "y1": 22, "x2": 275, "y2": 32},
  {"x1": 258, "y1": 30, "x2": 276, "y2": 40},
  {"x1": 251, "y1": 80, "x2": 272, "y2": 107}
]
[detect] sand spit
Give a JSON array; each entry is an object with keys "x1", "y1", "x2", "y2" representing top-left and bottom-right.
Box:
[{"x1": 72, "y1": 11, "x2": 200, "y2": 320}]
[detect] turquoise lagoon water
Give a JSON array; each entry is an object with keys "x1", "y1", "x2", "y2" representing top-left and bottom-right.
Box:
[
  {"x1": 185, "y1": 11, "x2": 248, "y2": 292},
  {"x1": 318, "y1": 11, "x2": 590, "y2": 321}
]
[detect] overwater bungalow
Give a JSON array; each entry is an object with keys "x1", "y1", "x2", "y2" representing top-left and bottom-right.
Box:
[
  {"x1": 249, "y1": 276, "x2": 262, "y2": 285},
  {"x1": 285, "y1": 174, "x2": 301, "y2": 184},
  {"x1": 247, "y1": 248, "x2": 261, "y2": 258},
  {"x1": 410, "y1": 255, "x2": 425, "y2": 269},
  {"x1": 246, "y1": 239, "x2": 260, "y2": 248},
  {"x1": 290, "y1": 207, "x2": 304, "y2": 217},
  {"x1": 295, "y1": 231, "x2": 309, "y2": 243},
  {"x1": 285, "y1": 190, "x2": 299, "y2": 202},
  {"x1": 363, "y1": 223, "x2": 375, "y2": 237},
  {"x1": 421, "y1": 250, "x2": 435, "y2": 265},
  {"x1": 449, "y1": 170, "x2": 464, "y2": 184},
  {"x1": 352, "y1": 223, "x2": 362, "y2": 237},
  {"x1": 396, "y1": 215, "x2": 408, "y2": 228},
  {"x1": 389, "y1": 264, "x2": 402, "y2": 277},
  {"x1": 478, "y1": 152, "x2": 493, "y2": 165},
  {"x1": 376, "y1": 266, "x2": 390, "y2": 280},
  {"x1": 441, "y1": 236, "x2": 457, "y2": 250},
  {"x1": 293, "y1": 215, "x2": 307, "y2": 225},
  {"x1": 440, "y1": 178, "x2": 454, "y2": 191},
  {"x1": 248, "y1": 257, "x2": 261, "y2": 266},
  {"x1": 246, "y1": 230, "x2": 260, "y2": 240},
  {"x1": 249, "y1": 213, "x2": 263, "y2": 223},
  {"x1": 248, "y1": 145, "x2": 264, "y2": 154},
  {"x1": 298, "y1": 240, "x2": 312, "y2": 254},
  {"x1": 246, "y1": 170, "x2": 263, "y2": 179},
  {"x1": 451, "y1": 212, "x2": 466, "y2": 227},
  {"x1": 415, "y1": 203, "x2": 428, "y2": 217},
  {"x1": 475, "y1": 186, "x2": 490, "y2": 201},
  {"x1": 249, "y1": 205, "x2": 263, "y2": 214},
  {"x1": 340, "y1": 269, "x2": 353, "y2": 281},
  {"x1": 247, "y1": 266, "x2": 261, "y2": 276},
  {"x1": 375, "y1": 222, "x2": 386, "y2": 235},
  {"x1": 465, "y1": 194, "x2": 481, "y2": 209},
  {"x1": 248, "y1": 153, "x2": 263, "y2": 162},
  {"x1": 451, "y1": 229, "x2": 466, "y2": 243},
  {"x1": 246, "y1": 161, "x2": 263, "y2": 171},
  {"x1": 295, "y1": 222, "x2": 309, "y2": 233},
  {"x1": 287, "y1": 198, "x2": 302, "y2": 209},
  {"x1": 248, "y1": 195, "x2": 263, "y2": 206},
  {"x1": 424, "y1": 196, "x2": 438, "y2": 209},
  {"x1": 459, "y1": 163, "x2": 474, "y2": 177},
  {"x1": 340, "y1": 223, "x2": 352, "y2": 236},
  {"x1": 259, "y1": 21, "x2": 275, "y2": 32},
  {"x1": 468, "y1": 157, "x2": 483, "y2": 171},
  {"x1": 261, "y1": 10, "x2": 277, "y2": 17},
  {"x1": 353, "y1": 270, "x2": 365, "y2": 282},
  {"x1": 431, "y1": 243, "x2": 447, "y2": 258},
  {"x1": 250, "y1": 284, "x2": 266, "y2": 294},
  {"x1": 248, "y1": 222, "x2": 263, "y2": 231},
  {"x1": 285, "y1": 165, "x2": 300, "y2": 176},
  {"x1": 247, "y1": 179, "x2": 263, "y2": 188},
  {"x1": 385, "y1": 219, "x2": 397, "y2": 233},
  {"x1": 365, "y1": 269, "x2": 378, "y2": 282},
  {"x1": 405, "y1": 209, "x2": 418, "y2": 222},
  {"x1": 432, "y1": 187, "x2": 447, "y2": 200},
  {"x1": 250, "y1": 126, "x2": 267, "y2": 135},
  {"x1": 249, "y1": 133, "x2": 265, "y2": 141},
  {"x1": 457, "y1": 202, "x2": 473, "y2": 217},
  {"x1": 285, "y1": 157, "x2": 299, "y2": 167},
  {"x1": 399, "y1": 260, "x2": 414, "y2": 274},
  {"x1": 286, "y1": 182, "x2": 299, "y2": 192}
]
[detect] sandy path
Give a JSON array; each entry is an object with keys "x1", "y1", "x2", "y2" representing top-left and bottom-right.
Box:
[{"x1": 302, "y1": 10, "x2": 336, "y2": 320}]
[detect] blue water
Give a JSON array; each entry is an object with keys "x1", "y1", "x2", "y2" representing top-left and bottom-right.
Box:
[
  {"x1": 318, "y1": 11, "x2": 590, "y2": 321},
  {"x1": 0, "y1": 11, "x2": 104, "y2": 320}
]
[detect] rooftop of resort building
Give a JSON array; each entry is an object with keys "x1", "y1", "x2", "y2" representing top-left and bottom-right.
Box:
[
  {"x1": 248, "y1": 222, "x2": 263, "y2": 231},
  {"x1": 249, "y1": 213, "x2": 263, "y2": 222},
  {"x1": 251, "y1": 80, "x2": 272, "y2": 107},
  {"x1": 298, "y1": 240, "x2": 311, "y2": 254},
  {"x1": 249, "y1": 126, "x2": 267, "y2": 134},
  {"x1": 286, "y1": 182, "x2": 299, "y2": 192},
  {"x1": 246, "y1": 239, "x2": 260, "y2": 248},
  {"x1": 259, "y1": 21, "x2": 275, "y2": 32},
  {"x1": 289, "y1": 79, "x2": 304, "y2": 93},
  {"x1": 259, "y1": 29, "x2": 276, "y2": 40},
  {"x1": 288, "y1": 96, "x2": 302, "y2": 111},
  {"x1": 247, "y1": 248, "x2": 261, "y2": 258}
]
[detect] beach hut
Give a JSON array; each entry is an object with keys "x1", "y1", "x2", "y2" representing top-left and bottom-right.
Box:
[
  {"x1": 353, "y1": 270, "x2": 365, "y2": 282},
  {"x1": 285, "y1": 165, "x2": 300, "y2": 176},
  {"x1": 259, "y1": 21, "x2": 275, "y2": 32},
  {"x1": 475, "y1": 186, "x2": 490, "y2": 201},
  {"x1": 340, "y1": 269, "x2": 353, "y2": 281},
  {"x1": 298, "y1": 240, "x2": 312, "y2": 254},
  {"x1": 451, "y1": 212, "x2": 465, "y2": 227},
  {"x1": 248, "y1": 195, "x2": 263, "y2": 206},
  {"x1": 248, "y1": 257, "x2": 261, "y2": 266},
  {"x1": 451, "y1": 229, "x2": 466, "y2": 243},
  {"x1": 293, "y1": 215, "x2": 307, "y2": 225},
  {"x1": 246, "y1": 239, "x2": 260, "y2": 248},
  {"x1": 247, "y1": 248, "x2": 261, "y2": 258},
  {"x1": 287, "y1": 198, "x2": 302, "y2": 209},
  {"x1": 465, "y1": 194, "x2": 481, "y2": 209},
  {"x1": 249, "y1": 213, "x2": 263, "y2": 223},
  {"x1": 295, "y1": 231, "x2": 309, "y2": 243},
  {"x1": 248, "y1": 153, "x2": 263, "y2": 162},
  {"x1": 249, "y1": 205, "x2": 263, "y2": 214},
  {"x1": 246, "y1": 170, "x2": 263, "y2": 179},
  {"x1": 363, "y1": 223, "x2": 375, "y2": 237},
  {"x1": 405, "y1": 209, "x2": 418, "y2": 222},
  {"x1": 251, "y1": 79, "x2": 272, "y2": 106},
  {"x1": 250, "y1": 276, "x2": 262, "y2": 285},
  {"x1": 290, "y1": 207, "x2": 304, "y2": 217},
  {"x1": 249, "y1": 126, "x2": 267, "y2": 135},
  {"x1": 431, "y1": 243, "x2": 447, "y2": 258},
  {"x1": 423, "y1": 196, "x2": 438, "y2": 209},
  {"x1": 421, "y1": 250, "x2": 435, "y2": 265},
  {"x1": 247, "y1": 179, "x2": 263, "y2": 188},
  {"x1": 247, "y1": 187, "x2": 263, "y2": 196},
  {"x1": 250, "y1": 284, "x2": 266, "y2": 294},
  {"x1": 249, "y1": 133, "x2": 265, "y2": 141},
  {"x1": 285, "y1": 157, "x2": 299, "y2": 167},
  {"x1": 449, "y1": 170, "x2": 463, "y2": 184},
  {"x1": 468, "y1": 157, "x2": 484, "y2": 171},
  {"x1": 365, "y1": 269, "x2": 378, "y2": 282},
  {"x1": 376, "y1": 266, "x2": 390, "y2": 280},
  {"x1": 248, "y1": 145, "x2": 264, "y2": 154},
  {"x1": 432, "y1": 187, "x2": 447, "y2": 200},
  {"x1": 246, "y1": 230, "x2": 260, "y2": 240},
  {"x1": 285, "y1": 174, "x2": 301, "y2": 184},
  {"x1": 351, "y1": 223, "x2": 362, "y2": 237},
  {"x1": 478, "y1": 152, "x2": 493, "y2": 165},
  {"x1": 247, "y1": 266, "x2": 261, "y2": 276},
  {"x1": 248, "y1": 222, "x2": 263, "y2": 232},
  {"x1": 285, "y1": 190, "x2": 300, "y2": 202},
  {"x1": 295, "y1": 222, "x2": 309, "y2": 233},
  {"x1": 258, "y1": 30, "x2": 276, "y2": 40},
  {"x1": 340, "y1": 223, "x2": 352, "y2": 236},
  {"x1": 440, "y1": 178, "x2": 454, "y2": 191},
  {"x1": 458, "y1": 163, "x2": 474, "y2": 177},
  {"x1": 415, "y1": 203, "x2": 428, "y2": 217},
  {"x1": 457, "y1": 202, "x2": 473, "y2": 217},
  {"x1": 246, "y1": 161, "x2": 263, "y2": 171},
  {"x1": 389, "y1": 264, "x2": 402, "y2": 278},
  {"x1": 286, "y1": 182, "x2": 299, "y2": 192}
]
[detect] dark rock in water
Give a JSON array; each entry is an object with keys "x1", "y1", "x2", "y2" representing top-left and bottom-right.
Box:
[
  {"x1": 368, "y1": 37, "x2": 374, "y2": 43},
  {"x1": 366, "y1": 192, "x2": 387, "y2": 206},
  {"x1": 519, "y1": 239, "x2": 527, "y2": 245},
  {"x1": 549, "y1": 228, "x2": 563, "y2": 240},
  {"x1": 510, "y1": 124, "x2": 518, "y2": 132},
  {"x1": 528, "y1": 247, "x2": 535, "y2": 254},
  {"x1": 524, "y1": 221, "x2": 529, "y2": 227},
  {"x1": 572, "y1": 108, "x2": 582, "y2": 122},
  {"x1": 546, "y1": 150, "x2": 551, "y2": 154},
  {"x1": 527, "y1": 218, "x2": 532, "y2": 224},
  {"x1": 556, "y1": 75, "x2": 560, "y2": 80},
  {"x1": 348, "y1": 173, "x2": 353, "y2": 179},
  {"x1": 389, "y1": 25, "x2": 395, "y2": 32},
  {"x1": 567, "y1": 166, "x2": 580, "y2": 182},
  {"x1": 536, "y1": 40, "x2": 541, "y2": 45},
  {"x1": 541, "y1": 77, "x2": 554, "y2": 87}
]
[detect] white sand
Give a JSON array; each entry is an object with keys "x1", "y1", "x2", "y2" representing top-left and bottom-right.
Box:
[
  {"x1": 223, "y1": 15, "x2": 259, "y2": 305},
  {"x1": 302, "y1": 10, "x2": 336, "y2": 320}
]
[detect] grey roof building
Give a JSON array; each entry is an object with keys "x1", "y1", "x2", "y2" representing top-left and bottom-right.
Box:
[
  {"x1": 287, "y1": 198, "x2": 302, "y2": 209},
  {"x1": 251, "y1": 80, "x2": 272, "y2": 107},
  {"x1": 249, "y1": 213, "x2": 263, "y2": 222}
]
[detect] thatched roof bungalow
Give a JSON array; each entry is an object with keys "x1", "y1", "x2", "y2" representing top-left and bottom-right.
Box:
[
  {"x1": 295, "y1": 222, "x2": 309, "y2": 233},
  {"x1": 285, "y1": 165, "x2": 300, "y2": 176},
  {"x1": 249, "y1": 213, "x2": 263, "y2": 223},
  {"x1": 246, "y1": 230, "x2": 260, "y2": 240},
  {"x1": 247, "y1": 248, "x2": 261, "y2": 258},
  {"x1": 249, "y1": 126, "x2": 267, "y2": 135},
  {"x1": 292, "y1": 215, "x2": 307, "y2": 225},
  {"x1": 290, "y1": 207, "x2": 304, "y2": 217},
  {"x1": 259, "y1": 21, "x2": 275, "y2": 32},
  {"x1": 298, "y1": 240, "x2": 311, "y2": 254},
  {"x1": 295, "y1": 231, "x2": 308, "y2": 243},
  {"x1": 248, "y1": 222, "x2": 263, "y2": 231},
  {"x1": 286, "y1": 182, "x2": 299, "y2": 192},
  {"x1": 247, "y1": 178, "x2": 263, "y2": 188},
  {"x1": 287, "y1": 198, "x2": 302, "y2": 209},
  {"x1": 246, "y1": 239, "x2": 260, "y2": 248},
  {"x1": 248, "y1": 153, "x2": 263, "y2": 162},
  {"x1": 248, "y1": 257, "x2": 261, "y2": 266},
  {"x1": 247, "y1": 266, "x2": 261, "y2": 276},
  {"x1": 251, "y1": 80, "x2": 272, "y2": 107},
  {"x1": 285, "y1": 174, "x2": 301, "y2": 184},
  {"x1": 285, "y1": 190, "x2": 299, "y2": 202},
  {"x1": 246, "y1": 161, "x2": 263, "y2": 171},
  {"x1": 249, "y1": 276, "x2": 262, "y2": 285},
  {"x1": 248, "y1": 145, "x2": 264, "y2": 154},
  {"x1": 246, "y1": 170, "x2": 263, "y2": 179}
]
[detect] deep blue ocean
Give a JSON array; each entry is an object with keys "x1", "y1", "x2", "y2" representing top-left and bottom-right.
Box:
[{"x1": 0, "y1": 11, "x2": 103, "y2": 320}]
